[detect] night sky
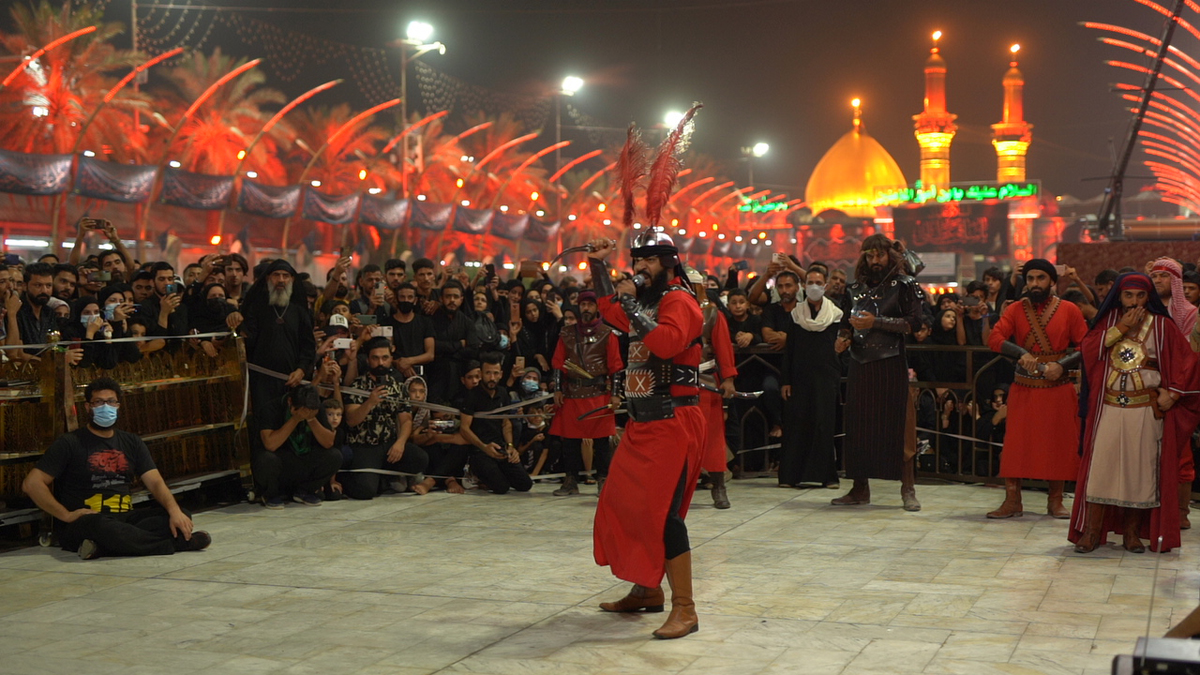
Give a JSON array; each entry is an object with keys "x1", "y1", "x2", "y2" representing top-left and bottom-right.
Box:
[{"x1": 33, "y1": 0, "x2": 1185, "y2": 197}]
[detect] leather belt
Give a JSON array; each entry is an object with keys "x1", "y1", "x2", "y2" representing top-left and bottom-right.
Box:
[
  {"x1": 627, "y1": 395, "x2": 700, "y2": 423},
  {"x1": 1104, "y1": 387, "x2": 1157, "y2": 409}
]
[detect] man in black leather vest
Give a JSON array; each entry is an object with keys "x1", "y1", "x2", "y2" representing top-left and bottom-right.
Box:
[{"x1": 833, "y1": 234, "x2": 926, "y2": 511}]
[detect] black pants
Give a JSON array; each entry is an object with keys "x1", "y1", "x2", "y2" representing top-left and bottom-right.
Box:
[
  {"x1": 665, "y1": 462, "x2": 690, "y2": 559},
  {"x1": 424, "y1": 443, "x2": 470, "y2": 484},
  {"x1": 252, "y1": 447, "x2": 343, "y2": 500},
  {"x1": 557, "y1": 436, "x2": 612, "y2": 479},
  {"x1": 342, "y1": 443, "x2": 430, "y2": 500},
  {"x1": 469, "y1": 450, "x2": 533, "y2": 495},
  {"x1": 59, "y1": 505, "x2": 193, "y2": 558}
]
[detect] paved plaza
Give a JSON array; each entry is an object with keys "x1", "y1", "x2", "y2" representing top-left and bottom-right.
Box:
[{"x1": 0, "y1": 480, "x2": 1194, "y2": 675}]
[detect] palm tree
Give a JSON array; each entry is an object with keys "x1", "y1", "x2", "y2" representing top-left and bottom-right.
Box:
[
  {"x1": 283, "y1": 103, "x2": 394, "y2": 194},
  {"x1": 0, "y1": 0, "x2": 147, "y2": 160},
  {"x1": 154, "y1": 48, "x2": 287, "y2": 180}
]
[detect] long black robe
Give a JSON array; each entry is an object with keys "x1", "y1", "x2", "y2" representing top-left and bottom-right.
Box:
[{"x1": 778, "y1": 299, "x2": 841, "y2": 486}]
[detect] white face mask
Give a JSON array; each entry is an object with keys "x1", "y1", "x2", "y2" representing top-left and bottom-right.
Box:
[{"x1": 806, "y1": 284, "x2": 825, "y2": 302}]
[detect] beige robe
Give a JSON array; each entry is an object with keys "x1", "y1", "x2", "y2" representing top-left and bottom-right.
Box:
[{"x1": 1086, "y1": 325, "x2": 1163, "y2": 508}]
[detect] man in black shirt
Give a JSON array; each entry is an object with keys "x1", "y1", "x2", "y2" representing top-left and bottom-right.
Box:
[
  {"x1": 16, "y1": 262, "x2": 57, "y2": 352},
  {"x1": 428, "y1": 280, "x2": 479, "y2": 401},
  {"x1": 22, "y1": 377, "x2": 211, "y2": 560},
  {"x1": 459, "y1": 353, "x2": 532, "y2": 495},
  {"x1": 381, "y1": 282, "x2": 435, "y2": 378}
]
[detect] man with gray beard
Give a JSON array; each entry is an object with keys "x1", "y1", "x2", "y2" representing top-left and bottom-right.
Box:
[{"x1": 242, "y1": 260, "x2": 316, "y2": 467}]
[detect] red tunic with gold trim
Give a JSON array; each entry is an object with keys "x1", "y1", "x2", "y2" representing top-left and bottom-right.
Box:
[
  {"x1": 594, "y1": 287, "x2": 705, "y2": 588},
  {"x1": 987, "y1": 297, "x2": 1089, "y2": 481},
  {"x1": 699, "y1": 306, "x2": 738, "y2": 473},
  {"x1": 548, "y1": 322, "x2": 623, "y2": 439}
]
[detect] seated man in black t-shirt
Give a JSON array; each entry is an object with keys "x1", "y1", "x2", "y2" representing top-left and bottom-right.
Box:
[
  {"x1": 459, "y1": 353, "x2": 532, "y2": 495},
  {"x1": 22, "y1": 377, "x2": 212, "y2": 560},
  {"x1": 252, "y1": 384, "x2": 344, "y2": 509}
]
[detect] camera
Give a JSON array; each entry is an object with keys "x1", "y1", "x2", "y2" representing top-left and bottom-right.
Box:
[{"x1": 332, "y1": 338, "x2": 353, "y2": 350}]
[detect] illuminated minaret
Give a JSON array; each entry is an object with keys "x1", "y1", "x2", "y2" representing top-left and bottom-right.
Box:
[
  {"x1": 991, "y1": 44, "x2": 1033, "y2": 183},
  {"x1": 912, "y1": 31, "x2": 958, "y2": 190}
]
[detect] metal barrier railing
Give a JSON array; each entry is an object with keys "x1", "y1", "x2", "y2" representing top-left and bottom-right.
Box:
[
  {"x1": 0, "y1": 337, "x2": 250, "y2": 517},
  {"x1": 727, "y1": 343, "x2": 1024, "y2": 485}
]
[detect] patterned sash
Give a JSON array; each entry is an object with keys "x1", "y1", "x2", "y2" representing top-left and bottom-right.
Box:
[{"x1": 1021, "y1": 296, "x2": 1061, "y2": 354}]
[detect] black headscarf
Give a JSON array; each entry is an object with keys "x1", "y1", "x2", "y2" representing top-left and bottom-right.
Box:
[
  {"x1": 243, "y1": 259, "x2": 303, "y2": 310},
  {"x1": 1022, "y1": 258, "x2": 1058, "y2": 283}
]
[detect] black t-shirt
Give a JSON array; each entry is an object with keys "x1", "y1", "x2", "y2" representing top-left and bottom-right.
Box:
[
  {"x1": 36, "y1": 428, "x2": 156, "y2": 516},
  {"x1": 461, "y1": 384, "x2": 508, "y2": 447},
  {"x1": 761, "y1": 301, "x2": 795, "y2": 334},
  {"x1": 381, "y1": 312, "x2": 435, "y2": 360}
]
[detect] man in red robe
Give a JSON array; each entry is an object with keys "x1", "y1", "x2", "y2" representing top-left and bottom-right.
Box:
[
  {"x1": 687, "y1": 268, "x2": 738, "y2": 509},
  {"x1": 548, "y1": 290, "x2": 624, "y2": 496},
  {"x1": 1070, "y1": 273, "x2": 1200, "y2": 553},
  {"x1": 986, "y1": 259, "x2": 1089, "y2": 519},
  {"x1": 587, "y1": 232, "x2": 706, "y2": 640}
]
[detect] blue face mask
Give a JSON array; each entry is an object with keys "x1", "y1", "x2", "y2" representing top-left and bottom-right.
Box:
[
  {"x1": 521, "y1": 379, "x2": 539, "y2": 393},
  {"x1": 92, "y1": 404, "x2": 118, "y2": 428},
  {"x1": 81, "y1": 314, "x2": 97, "y2": 326},
  {"x1": 499, "y1": 334, "x2": 510, "y2": 350}
]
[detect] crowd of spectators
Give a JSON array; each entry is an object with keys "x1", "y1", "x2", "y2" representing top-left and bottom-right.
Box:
[{"x1": 12, "y1": 216, "x2": 1200, "y2": 507}]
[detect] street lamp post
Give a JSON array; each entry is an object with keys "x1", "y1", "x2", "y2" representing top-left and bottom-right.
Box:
[
  {"x1": 391, "y1": 21, "x2": 445, "y2": 201},
  {"x1": 556, "y1": 76, "x2": 583, "y2": 225},
  {"x1": 742, "y1": 142, "x2": 769, "y2": 187}
]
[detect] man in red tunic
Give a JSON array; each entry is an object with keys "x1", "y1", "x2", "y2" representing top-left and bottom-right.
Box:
[
  {"x1": 687, "y1": 268, "x2": 738, "y2": 509},
  {"x1": 986, "y1": 259, "x2": 1088, "y2": 519},
  {"x1": 549, "y1": 290, "x2": 624, "y2": 496},
  {"x1": 1070, "y1": 273, "x2": 1200, "y2": 553},
  {"x1": 587, "y1": 232, "x2": 706, "y2": 640}
]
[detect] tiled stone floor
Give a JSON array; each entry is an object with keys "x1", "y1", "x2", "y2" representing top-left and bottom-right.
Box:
[{"x1": 0, "y1": 479, "x2": 1195, "y2": 674}]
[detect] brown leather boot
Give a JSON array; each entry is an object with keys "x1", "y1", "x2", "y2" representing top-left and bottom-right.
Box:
[
  {"x1": 653, "y1": 552, "x2": 698, "y2": 639},
  {"x1": 900, "y1": 458, "x2": 920, "y2": 512},
  {"x1": 711, "y1": 473, "x2": 731, "y2": 510},
  {"x1": 831, "y1": 478, "x2": 870, "y2": 506},
  {"x1": 1074, "y1": 502, "x2": 1106, "y2": 553},
  {"x1": 1046, "y1": 481, "x2": 1070, "y2": 519},
  {"x1": 1181, "y1": 483, "x2": 1192, "y2": 530},
  {"x1": 1122, "y1": 507, "x2": 1146, "y2": 554},
  {"x1": 599, "y1": 584, "x2": 665, "y2": 613},
  {"x1": 987, "y1": 478, "x2": 1024, "y2": 519}
]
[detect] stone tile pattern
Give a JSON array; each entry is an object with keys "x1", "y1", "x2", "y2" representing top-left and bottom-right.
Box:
[{"x1": 0, "y1": 481, "x2": 1190, "y2": 674}]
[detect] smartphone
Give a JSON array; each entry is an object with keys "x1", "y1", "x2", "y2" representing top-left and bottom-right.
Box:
[
  {"x1": 88, "y1": 271, "x2": 112, "y2": 283},
  {"x1": 485, "y1": 263, "x2": 496, "y2": 279},
  {"x1": 356, "y1": 314, "x2": 378, "y2": 325},
  {"x1": 378, "y1": 325, "x2": 393, "y2": 338},
  {"x1": 332, "y1": 338, "x2": 353, "y2": 350},
  {"x1": 773, "y1": 252, "x2": 789, "y2": 264},
  {"x1": 1054, "y1": 264, "x2": 1068, "y2": 276},
  {"x1": 164, "y1": 283, "x2": 181, "y2": 295},
  {"x1": 732, "y1": 260, "x2": 749, "y2": 271}
]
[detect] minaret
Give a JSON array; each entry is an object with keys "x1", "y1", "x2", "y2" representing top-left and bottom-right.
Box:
[
  {"x1": 991, "y1": 44, "x2": 1033, "y2": 183},
  {"x1": 912, "y1": 31, "x2": 958, "y2": 190}
]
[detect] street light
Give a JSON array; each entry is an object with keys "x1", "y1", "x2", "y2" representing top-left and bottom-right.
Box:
[
  {"x1": 742, "y1": 142, "x2": 770, "y2": 185},
  {"x1": 556, "y1": 75, "x2": 584, "y2": 223},
  {"x1": 664, "y1": 110, "x2": 685, "y2": 127},
  {"x1": 391, "y1": 22, "x2": 447, "y2": 200}
]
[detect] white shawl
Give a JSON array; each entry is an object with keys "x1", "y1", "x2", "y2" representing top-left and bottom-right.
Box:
[{"x1": 791, "y1": 298, "x2": 843, "y2": 332}]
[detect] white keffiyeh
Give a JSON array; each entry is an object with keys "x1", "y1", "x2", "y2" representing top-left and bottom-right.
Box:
[{"x1": 791, "y1": 298, "x2": 843, "y2": 332}]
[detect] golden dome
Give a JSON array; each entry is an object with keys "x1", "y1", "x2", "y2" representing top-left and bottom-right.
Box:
[{"x1": 805, "y1": 104, "x2": 907, "y2": 219}]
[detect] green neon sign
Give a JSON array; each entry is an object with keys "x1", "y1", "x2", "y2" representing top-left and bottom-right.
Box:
[
  {"x1": 874, "y1": 181, "x2": 1040, "y2": 205},
  {"x1": 738, "y1": 198, "x2": 790, "y2": 213}
]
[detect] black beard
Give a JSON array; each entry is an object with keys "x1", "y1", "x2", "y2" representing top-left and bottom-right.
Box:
[
  {"x1": 484, "y1": 379, "x2": 498, "y2": 390},
  {"x1": 580, "y1": 311, "x2": 595, "y2": 324},
  {"x1": 30, "y1": 293, "x2": 50, "y2": 306},
  {"x1": 1026, "y1": 287, "x2": 1049, "y2": 304},
  {"x1": 635, "y1": 268, "x2": 672, "y2": 303},
  {"x1": 862, "y1": 263, "x2": 890, "y2": 286}
]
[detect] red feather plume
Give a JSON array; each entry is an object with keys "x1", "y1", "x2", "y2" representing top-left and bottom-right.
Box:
[
  {"x1": 616, "y1": 123, "x2": 648, "y2": 228},
  {"x1": 644, "y1": 103, "x2": 702, "y2": 228}
]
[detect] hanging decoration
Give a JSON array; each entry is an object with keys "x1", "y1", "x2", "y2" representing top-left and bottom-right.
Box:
[
  {"x1": 238, "y1": 180, "x2": 301, "y2": 219},
  {"x1": 0, "y1": 150, "x2": 73, "y2": 195},
  {"x1": 160, "y1": 167, "x2": 235, "y2": 210}
]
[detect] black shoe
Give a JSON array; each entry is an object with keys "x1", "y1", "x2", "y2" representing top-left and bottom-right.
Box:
[{"x1": 179, "y1": 531, "x2": 212, "y2": 552}]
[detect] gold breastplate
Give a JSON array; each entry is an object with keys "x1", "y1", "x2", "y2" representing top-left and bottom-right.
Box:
[{"x1": 1107, "y1": 316, "x2": 1155, "y2": 392}]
